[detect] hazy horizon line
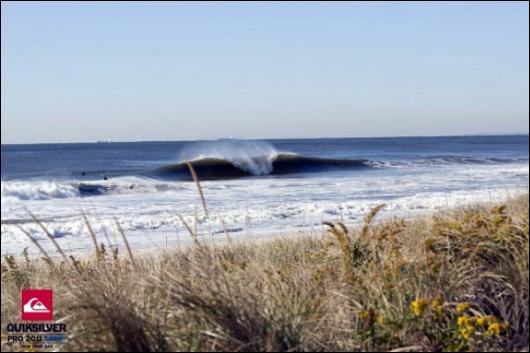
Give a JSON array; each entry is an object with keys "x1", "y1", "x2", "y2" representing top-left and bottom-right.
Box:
[{"x1": 1, "y1": 131, "x2": 529, "y2": 146}]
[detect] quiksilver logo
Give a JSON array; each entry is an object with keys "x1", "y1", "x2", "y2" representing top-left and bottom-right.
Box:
[{"x1": 21, "y1": 289, "x2": 53, "y2": 321}]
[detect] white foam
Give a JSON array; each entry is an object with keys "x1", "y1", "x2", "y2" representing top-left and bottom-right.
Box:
[
  {"x1": 0, "y1": 177, "x2": 195, "y2": 202},
  {"x1": 1, "y1": 181, "x2": 80, "y2": 201}
]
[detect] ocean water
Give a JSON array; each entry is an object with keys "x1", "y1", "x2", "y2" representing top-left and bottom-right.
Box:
[{"x1": 1, "y1": 135, "x2": 528, "y2": 256}]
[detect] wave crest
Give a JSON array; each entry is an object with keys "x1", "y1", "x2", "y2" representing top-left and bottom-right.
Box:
[{"x1": 179, "y1": 139, "x2": 278, "y2": 175}]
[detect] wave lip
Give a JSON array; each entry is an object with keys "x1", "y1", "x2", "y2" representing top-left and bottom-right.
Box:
[
  {"x1": 154, "y1": 153, "x2": 372, "y2": 180},
  {"x1": 178, "y1": 139, "x2": 279, "y2": 175}
]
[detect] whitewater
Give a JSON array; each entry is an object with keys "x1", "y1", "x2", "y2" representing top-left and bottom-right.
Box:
[{"x1": 1, "y1": 136, "x2": 528, "y2": 256}]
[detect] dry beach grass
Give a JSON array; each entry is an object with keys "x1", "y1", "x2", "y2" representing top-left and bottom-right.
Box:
[{"x1": 1, "y1": 191, "x2": 528, "y2": 352}]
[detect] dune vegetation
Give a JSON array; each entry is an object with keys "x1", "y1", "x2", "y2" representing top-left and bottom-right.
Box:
[{"x1": 1, "y1": 190, "x2": 528, "y2": 352}]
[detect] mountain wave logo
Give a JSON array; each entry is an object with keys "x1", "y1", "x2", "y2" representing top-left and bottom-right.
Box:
[
  {"x1": 21, "y1": 289, "x2": 53, "y2": 321},
  {"x1": 23, "y1": 297, "x2": 51, "y2": 313}
]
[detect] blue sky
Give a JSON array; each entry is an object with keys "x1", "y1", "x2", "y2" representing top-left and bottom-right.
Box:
[{"x1": 1, "y1": 1, "x2": 528, "y2": 143}]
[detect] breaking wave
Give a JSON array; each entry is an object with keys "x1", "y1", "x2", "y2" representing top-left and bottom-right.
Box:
[
  {"x1": 0, "y1": 180, "x2": 190, "y2": 201},
  {"x1": 154, "y1": 153, "x2": 372, "y2": 180},
  {"x1": 1, "y1": 181, "x2": 80, "y2": 201},
  {"x1": 152, "y1": 139, "x2": 371, "y2": 180},
  {"x1": 178, "y1": 139, "x2": 280, "y2": 175}
]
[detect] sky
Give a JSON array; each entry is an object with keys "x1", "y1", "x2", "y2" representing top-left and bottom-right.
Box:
[{"x1": 1, "y1": 1, "x2": 529, "y2": 144}]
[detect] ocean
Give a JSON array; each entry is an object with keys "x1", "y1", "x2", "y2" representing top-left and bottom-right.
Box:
[{"x1": 1, "y1": 135, "x2": 528, "y2": 256}]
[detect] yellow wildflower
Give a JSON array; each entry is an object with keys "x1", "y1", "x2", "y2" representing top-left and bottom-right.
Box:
[
  {"x1": 460, "y1": 326, "x2": 475, "y2": 340},
  {"x1": 431, "y1": 296, "x2": 444, "y2": 318},
  {"x1": 411, "y1": 298, "x2": 428, "y2": 316},
  {"x1": 360, "y1": 310, "x2": 370, "y2": 319},
  {"x1": 376, "y1": 314, "x2": 385, "y2": 325},
  {"x1": 457, "y1": 315, "x2": 470, "y2": 327},
  {"x1": 487, "y1": 322, "x2": 503, "y2": 336},
  {"x1": 456, "y1": 302, "x2": 470, "y2": 313},
  {"x1": 476, "y1": 317, "x2": 488, "y2": 327}
]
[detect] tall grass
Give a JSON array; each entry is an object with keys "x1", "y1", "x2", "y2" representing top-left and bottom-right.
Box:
[{"x1": 1, "y1": 194, "x2": 528, "y2": 352}]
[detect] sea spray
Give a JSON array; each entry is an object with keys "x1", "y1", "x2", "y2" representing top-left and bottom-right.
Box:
[{"x1": 178, "y1": 139, "x2": 279, "y2": 175}]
